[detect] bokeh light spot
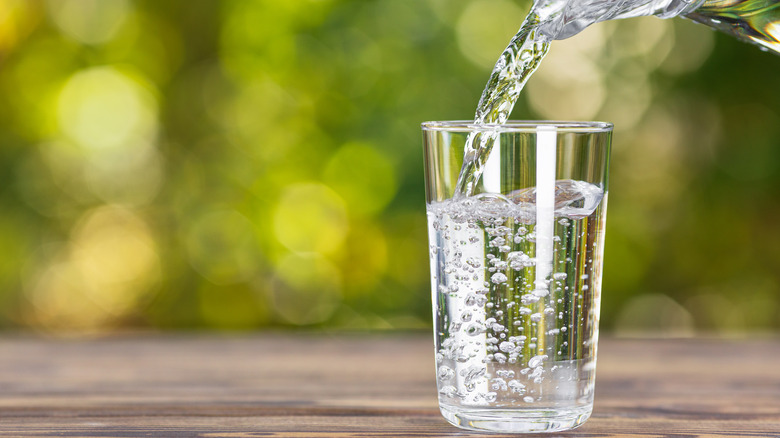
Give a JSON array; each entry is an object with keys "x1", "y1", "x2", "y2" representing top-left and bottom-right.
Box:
[
  {"x1": 55, "y1": 67, "x2": 162, "y2": 204},
  {"x1": 685, "y1": 293, "x2": 744, "y2": 332},
  {"x1": 614, "y1": 293, "x2": 694, "y2": 337},
  {"x1": 273, "y1": 182, "x2": 348, "y2": 255},
  {"x1": 23, "y1": 206, "x2": 160, "y2": 332},
  {"x1": 0, "y1": 0, "x2": 39, "y2": 53},
  {"x1": 69, "y1": 206, "x2": 160, "y2": 313},
  {"x1": 47, "y1": 0, "x2": 129, "y2": 45},
  {"x1": 456, "y1": 0, "x2": 525, "y2": 69},
  {"x1": 57, "y1": 66, "x2": 157, "y2": 153},
  {"x1": 598, "y1": 75, "x2": 652, "y2": 130},
  {"x1": 323, "y1": 142, "x2": 397, "y2": 216},
  {"x1": 25, "y1": 251, "x2": 110, "y2": 331},
  {"x1": 528, "y1": 56, "x2": 605, "y2": 119}
]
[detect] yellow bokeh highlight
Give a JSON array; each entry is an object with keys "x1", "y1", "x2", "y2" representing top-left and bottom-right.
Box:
[
  {"x1": 456, "y1": 0, "x2": 526, "y2": 69},
  {"x1": 70, "y1": 207, "x2": 159, "y2": 288},
  {"x1": 273, "y1": 182, "x2": 348, "y2": 255},
  {"x1": 24, "y1": 249, "x2": 110, "y2": 332},
  {"x1": 55, "y1": 66, "x2": 162, "y2": 204},
  {"x1": 597, "y1": 74, "x2": 652, "y2": 130},
  {"x1": 46, "y1": 0, "x2": 129, "y2": 45},
  {"x1": 528, "y1": 25, "x2": 606, "y2": 120},
  {"x1": 0, "y1": 0, "x2": 40, "y2": 53},
  {"x1": 57, "y1": 66, "x2": 158, "y2": 153},
  {"x1": 323, "y1": 142, "x2": 397, "y2": 216},
  {"x1": 220, "y1": 77, "x2": 316, "y2": 164},
  {"x1": 24, "y1": 206, "x2": 160, "y2": 331}
]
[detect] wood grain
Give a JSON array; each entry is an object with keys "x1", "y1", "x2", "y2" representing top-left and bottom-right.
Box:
[{"x1": 0, "y1": 334, "x2": 778, "y2": 437}]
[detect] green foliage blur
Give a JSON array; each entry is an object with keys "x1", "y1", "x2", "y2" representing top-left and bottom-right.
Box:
[{"x1": 0, "y1": 0, "x2": 778, "y2": 334}]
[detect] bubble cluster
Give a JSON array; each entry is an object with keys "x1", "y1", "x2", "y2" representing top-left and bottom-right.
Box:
[{"x1": 429, "y1": 185, "x2": 604, "y2": 408}]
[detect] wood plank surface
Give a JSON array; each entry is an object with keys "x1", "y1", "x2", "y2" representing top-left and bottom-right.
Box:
[{"x1": 0, "y1": 334, "x2": 778, "y2": 437}]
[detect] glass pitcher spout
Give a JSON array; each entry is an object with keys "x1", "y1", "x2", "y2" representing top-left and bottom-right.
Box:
[
  {"x1": 535, "y1": 0, "x2": 780, "y2": 55},
  {"x1": 533, "y1": 0, "x2": 704, "y2": 40},
  {"x1": 685, "y1": 0, "x2": 780, "y2": 54}
]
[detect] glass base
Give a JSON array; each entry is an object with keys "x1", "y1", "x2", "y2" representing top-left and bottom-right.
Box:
[{"x1": 440, "y1": 404, "x2": 592, "y2": 433}]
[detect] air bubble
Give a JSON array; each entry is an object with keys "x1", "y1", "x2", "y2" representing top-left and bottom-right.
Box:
[
  {"x1": 437, "y1": 366, "x2": 455, "y2": 381},
  {"x1": 465, "y1": 323, "x2": 486, "y2": 336},
  {"x1": 466, "y1": 257, "x2": 481, "y2": 268},
  {"x1": 491, "y1": 273, "x2": 508, "y2": 284},
  {"x1": 497, "y1": 370, "x2": 515, "y2": 379},
  {"x1": 471, "y1": 293, "x2": 489, "y2": 306},
  {"x1": 521, "y1": 294, "x2": 540, "y2": 305},
  {"x1": 529, "y1": 366, "x2": 544, "y2": 379},
  {"x1": 491, "y1": 260, "x2": 508, "y2": 270},
  {"x1": 439, "y1": 385, "x2": 458, "y2": 398},
  {"x1": 490, "y1": 236, "x2": 506, "y2": 247},
  {"x1": 460, "y1": 365, "x2": 486, "y2": 390},
  {"x1": 508, "y1": 380, "x2": 526, "y2": 394},
  {"x1": 528, "y1": 354, "x2": 548, "y2": 368}
]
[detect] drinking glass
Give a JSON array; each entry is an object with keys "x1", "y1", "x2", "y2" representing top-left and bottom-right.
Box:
[{"x1": 422, "y1": 120, "x2": 612, "y2": 433}]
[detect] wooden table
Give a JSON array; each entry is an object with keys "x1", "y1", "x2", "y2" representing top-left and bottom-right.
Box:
[{"x1": 0, "y1": 334, "x2": 778, "y2": 437}]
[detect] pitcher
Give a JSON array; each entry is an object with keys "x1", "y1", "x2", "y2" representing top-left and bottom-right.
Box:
[{"x1": 532, "y1": 0, "x2": 779, "y2": 54}]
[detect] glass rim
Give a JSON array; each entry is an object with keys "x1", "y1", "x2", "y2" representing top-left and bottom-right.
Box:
[{"x1": 421, "y1": 120, "x2": 613, "y2": 133}]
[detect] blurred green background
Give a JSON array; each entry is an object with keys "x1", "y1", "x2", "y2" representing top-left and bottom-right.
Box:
[{"x1": 0, "y1": 0, "x2": 778, "y2": 335}]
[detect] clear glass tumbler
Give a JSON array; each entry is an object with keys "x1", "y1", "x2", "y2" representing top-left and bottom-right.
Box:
[{"x1": 422, "y1": 121, "x2": 612, "y2": 433}]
